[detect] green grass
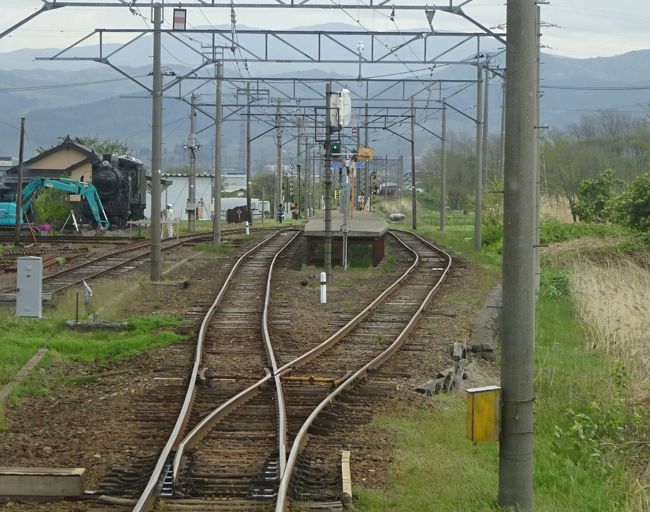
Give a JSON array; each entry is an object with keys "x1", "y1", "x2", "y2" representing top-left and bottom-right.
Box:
[
  {"x1": 192, "y1": 242, "x2": 235, "y2": 255},
  {"x1": 356, "y1": 398, "x2": 499, "y2": 511},
  {"x1": 355, "y1": 282, "x2": 641, "y2": 511},
  {"x1": 540, "y1": 218, "x2": 634, "y2": 244},
  {"x1": 355, "y1": 198, "x2": 646, "y2": 511},
  {"x1": 533, "y1": 291, "x2": 638, "y2": 511},
  {"x1": 0, "y1": 314, "x2": 185, "y2": 424}
]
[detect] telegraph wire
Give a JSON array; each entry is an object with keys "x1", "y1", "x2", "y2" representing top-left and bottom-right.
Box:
[
  {"x1": 542, "y1": 84, "x2": 650, "y2": 91},
  {"x1": 0, "y1": 75, "x2": 148, "y2": 92}
]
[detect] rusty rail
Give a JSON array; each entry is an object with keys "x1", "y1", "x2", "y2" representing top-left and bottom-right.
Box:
[
  {"x1": 132, "y1": 229, "x2": 296, "y2": 512},
  {"x1": 274, "y1": 230, "x2": 452, "y2": 511}
]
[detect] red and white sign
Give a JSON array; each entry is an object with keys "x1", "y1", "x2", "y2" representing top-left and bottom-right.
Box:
[{"x1": 173, "y1": 9, "x2": 187, "y2": 30}]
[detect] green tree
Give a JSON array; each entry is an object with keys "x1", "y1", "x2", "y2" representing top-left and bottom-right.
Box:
[
  {"x1": 75, "y1": 136, "x2": 129, "y2": 156},
  {"x1": 574, "y1": 169, "x2": 624, "y2": 223},
  {"x1": 251, "y1": 172, "x2": 277, "y2": 199},
  {"x1": 610, "y1": 171, "x2": 650, "y2": 232},
  {"x1": 32, "y1": 189, "x2": 70, "y2": 228},
  {"x1": 420, "y1": 133, "x2": 476, "y2": 212}
]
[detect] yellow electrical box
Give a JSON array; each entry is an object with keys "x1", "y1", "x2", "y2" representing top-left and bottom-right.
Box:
[{"x1": 466, "y1": 385, "x2": 501, "y2": 442}]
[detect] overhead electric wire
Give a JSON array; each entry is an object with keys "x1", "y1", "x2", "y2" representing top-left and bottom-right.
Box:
[
  {"x1": 542, "y1": 84, "x2": 650, "y2": 91},
  {"x1": 0, "y1": 75, "x2": 148, "y2": 92}
]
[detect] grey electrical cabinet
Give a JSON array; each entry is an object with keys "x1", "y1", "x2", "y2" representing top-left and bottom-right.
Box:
[{"x1": 16, "y1": 256, "x2": 43, "y2": 318}]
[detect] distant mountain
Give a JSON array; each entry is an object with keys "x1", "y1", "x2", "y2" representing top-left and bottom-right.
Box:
[{"x1": 0, "y1": 24, "x2": 648, "y2": 167}]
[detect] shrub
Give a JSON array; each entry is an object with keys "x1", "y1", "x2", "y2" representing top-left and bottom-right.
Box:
[
  {"x1": 574, "y1": 169, "x2": 624, "y2": 223},
  {"x1": 610, "y1": 171, "x2": 650, "y2": 233},
  {"x1": 32, "y1": 189, "x2": 70, "y2": 228}
]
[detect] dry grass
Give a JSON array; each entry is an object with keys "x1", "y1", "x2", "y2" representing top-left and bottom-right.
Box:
[
  {"x1": 569, "y1": 255, "x2": 650, "y2": 393},
  {"x1": 540, "y1": 195, "x2": 573, "y2": 222},
  {"x1": 569, "y1": 254, "x2": 650, "y2": 511}
]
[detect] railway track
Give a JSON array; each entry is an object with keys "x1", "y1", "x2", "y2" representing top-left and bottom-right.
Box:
[
  {"x1": 0, "y1": 233, "x2": 143, "y2": 244},
  {"x1": 2, "y1": 229, "x2": 249, "y2": 297},
  {"x1": 121, "y1": 230, "x2": 300, "y2": 511},
  {"x1": 127, "y1": 229, "x2": 451, "y2": 512}
]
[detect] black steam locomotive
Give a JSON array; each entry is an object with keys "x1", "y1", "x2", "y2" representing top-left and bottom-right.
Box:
[{"x1": 85, "y1": 154, "x2": 147, "y2": 228}]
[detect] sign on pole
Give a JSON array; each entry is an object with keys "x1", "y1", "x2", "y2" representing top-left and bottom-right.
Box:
[
  {"x1": 173, "y1": 9, "x2": 187, "y2": 30},
  {"x1": 358, "y1": 146, "x2": 374, "y2": 160}
]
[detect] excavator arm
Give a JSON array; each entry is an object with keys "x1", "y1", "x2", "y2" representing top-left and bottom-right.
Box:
[{"x1": 20, "y1": 177, "x2": 110, "y2": 230}]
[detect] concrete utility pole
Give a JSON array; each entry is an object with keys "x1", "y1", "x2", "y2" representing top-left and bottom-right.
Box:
[
  {"x1": 296, "y1": 119, "x2": 302, "y2": 217},
  {"x1": 499, "y1": 1, "x2": 537, "y2": 510},
  {"x1": 535, "y1": 4, "x2": 542, "y2": 293},
  {"x1": 14, "y1": 117, "x2": 25, "y2": 244},
  {"x1": 304, "y1": 133, "x2": 309, "y2": 217},
  {"x1": 150, "y1": 3, "x2": 162, "y2": 281},
  {"x1": 305, "y1": 144, "x2": 311, "y2": 216},
  {"x1": 11, "y1": 117, "x2": 26, "y2": 243},
  {"x1": 474, "y1": 58, "x2": 484, "y2": 250},
  {"x1": 399, "y1": 154, "x2": 404, "y2": 199},
  {"x1": 324, "y1": 82, "x2": 333, "y2": 279},
  {"x1": 187, "y1": 92, "x2": 198, "y2": 232},
  {"x1": 439, "y1": 100, "x2": 447, "y2": 232},
  {"x1": 410, "y1": 97, "x2": 417, "y2": 229},
  {"x1": 276, "y1": 102, "x2": 282, "y2": 222},
  {"x1": 364, "y1": 102, "x2": 370, "y2": 209},
  {"x1": 500, "y1": 79, "x2": 507, "y2": 180},
  {"x1": 246, "y1": 83, "x2": 252, "y2": 225},
  {"x1": 482, "y1": 64, "x2": 490, "y2": 186},
  {"x1": 213, "y1": 61, "x2": 222, "y2": 245}
]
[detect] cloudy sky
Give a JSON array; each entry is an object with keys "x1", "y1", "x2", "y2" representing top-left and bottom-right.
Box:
[{"x1": 1, "y1": 0, "x2": 648, "y2": 59}]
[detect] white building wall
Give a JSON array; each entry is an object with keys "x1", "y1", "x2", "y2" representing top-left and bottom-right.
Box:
[{"x1": 144, "y1": 174, "x2": 269, "y2": 220}]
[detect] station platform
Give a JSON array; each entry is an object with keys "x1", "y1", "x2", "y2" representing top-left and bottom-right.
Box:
[
  {"x1": 304, "y1": 210, "x2": 388, "y2": 237},
  {"x1": 303, "y1": 210, "x2": 388, "y2": 267}
]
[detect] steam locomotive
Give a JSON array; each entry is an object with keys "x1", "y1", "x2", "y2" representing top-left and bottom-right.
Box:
[{"x1": 84, "y1": 154, "x2": 147, "y2": 228}]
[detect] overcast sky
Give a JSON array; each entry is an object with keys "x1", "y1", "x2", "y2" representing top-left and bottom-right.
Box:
[{"x1": 1, "y1": 0, "x2": 648, "y2": 59}]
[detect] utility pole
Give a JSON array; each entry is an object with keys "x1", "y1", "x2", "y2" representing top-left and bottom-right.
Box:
[
  {"x1": 324, "y1": 82, "x2": 333, "y2": 279},
  {"x1": 14, "y1": 117, "x2": 25, "y2": 244},
  {"x1": 439, "y1": 100, "x2": 447, "y2": 232},
  {"x1": 296, "y1": 119, "x2": 302, "y2": 217},
  {"x1": 304, "y1": 133, "x2": 309, "y2": 217},
  {"x1": 474, "y1": 57, "x2": 484, "y2": 250},
  {"x1": 187, "y1": 92, "x2": 198, "y2": 233},
  {"x1": 482, "y1": 63, "x2": 490, "y2": 186},
  {"x1": 499, "y1": 1, "x2": 537, "y2": 510},
  {"x1": 306, "y1": 143, "x2": 311, "y2": 216},
  {"x1": 213, "y1": 61, "x2": 222, "y2": 245},
  {"x1": 364, "y1": 102, "x2": 370, "y2": 209},
  {"x1": 246, "y1": 82, "x2": 252, "y2": 225},
  {"x1": 535, "y1": 4, "x2": 542, "y2": 293},
  {"x1": 399, "y1": 154, "x2": 404, "y2": 199},
  {"x1": 410, "y1": 96, "x2": 416, "y2": 230},
  {"x1": 150, "y1": 3, "x2": 162, "y2": 281},
  {"x1": 276, "y1": 101, "x2": 282, "y2": 223},
  {"x1": 500, "y1": 79, "x2": 507, "y2": 180}
]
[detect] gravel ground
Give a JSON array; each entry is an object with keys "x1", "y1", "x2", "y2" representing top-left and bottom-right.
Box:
[{"x1": 0, "y1": 230, "x2": 497, "y2": 510}]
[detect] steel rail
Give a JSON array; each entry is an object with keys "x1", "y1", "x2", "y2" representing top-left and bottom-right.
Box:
[
  {"x1": 170, "y1": 229, "x2": 301, "y2": 482},
  {"x1": 132, "y1": 228, "x2": 293, "y2": 512},
  {"x1": 274, "y1": 230, "x2": 452, "y2": 511},
  {"x1": 262, "y1": 231, "x2": 302, "y2": 478},
  {"x1": 4, "y1": 229, "x2": 248, "y2": 295},
  {"x1": 167, "y1": 228, "x2": 424, "y2": 489},
  {"x1": 275, "y1": 231, "x2": 420, "y2": 374},
  {"x1": 0, "y1": 234, "x2": 141, "y2": 244},
  {"x1": 16, "y1": 233, "x2": 203, "y2": 294}
]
